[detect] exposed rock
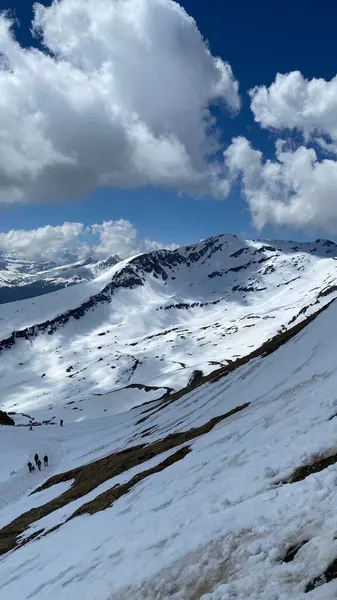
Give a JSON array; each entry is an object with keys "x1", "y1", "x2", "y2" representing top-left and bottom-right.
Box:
[{"x1": 0, "y1": 410, "x2": 15, "y2": 426}]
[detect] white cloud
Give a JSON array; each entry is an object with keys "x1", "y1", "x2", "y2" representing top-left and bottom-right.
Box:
[
  {"x1": 91, "y1": 219, "x2": 176, "y2": 259},
  {"x1": 0, "y1": 0, "x2": 240, "y2": 204},
  {"x1": 0, "y1": 222, "x2": 87, "y2": 262},
  {"x1": 0, "y1": 220, "x2": 175, "y2": 263},
  {"x1": 225, "y1": 136, "x2": 337, "y2": 231},
  {"x1": 249, "y1": 71, "x2": 337, "y2": 140},
  {"x1": 221, "y1": 71, "x2": 337, "y2": 233}
]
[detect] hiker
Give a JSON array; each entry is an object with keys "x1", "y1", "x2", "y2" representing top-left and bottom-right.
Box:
[
  {"x1": 60, "y1": 419, "x2": 64, "y2": 427},
  {"x1": 27, "y1": 461, "x2": 33, "y2": 473},
  {"x1": 37, "y1": 459, "x2": 42, "y2": 471},
  {"x1": 29, "y1": 425, "x2": 33, "y2": 431},
  {"x1": 43, "y1": 455, "x2": 48, "y2": 467},
  {"x1": 34, "y1": 453, "x2": 39, "y2": 466}
]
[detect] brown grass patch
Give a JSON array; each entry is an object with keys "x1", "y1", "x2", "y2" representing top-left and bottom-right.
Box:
[
  {"x1": 0, "y1": 402, "x2": 249, "y2": 557},
  {"x1": 286, "y1": 452, "x2": 337, "y2": 484},
  {"x1": 71, "y1": 446, "x2": 191, "y2": 518}
]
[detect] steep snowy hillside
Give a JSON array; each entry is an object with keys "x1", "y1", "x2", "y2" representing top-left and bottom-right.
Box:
[
  {"x1": 1, "y1": 233, "x2": 337, "y2": 424},
  {"x1": 1, "y1": 278, "x2": 337, "y2": 598},
  {"x1": 0, "y1": 253, "x2": 120, "y2": 304}
]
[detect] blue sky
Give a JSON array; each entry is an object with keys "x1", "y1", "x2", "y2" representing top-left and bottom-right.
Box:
[{"x1": 1, "y1": 0, "x2": 337, "y2": 257}]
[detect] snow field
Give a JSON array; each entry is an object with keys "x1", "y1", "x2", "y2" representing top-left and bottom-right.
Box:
[{"x1": 1, "y1": 291, "x2": 337, "y2": 597}]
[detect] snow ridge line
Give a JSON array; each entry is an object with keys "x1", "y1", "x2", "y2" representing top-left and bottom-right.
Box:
[
  {"x1": 0, "y1": 239, "x2": 226, "y2": 353},
  {"x1": 0, "y1": 267, "x2": 143, "y2": 352}
]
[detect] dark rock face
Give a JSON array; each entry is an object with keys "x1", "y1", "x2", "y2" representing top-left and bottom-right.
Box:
[
  {"x1": 0, "y1": 410, "x2": 15, "y2": 426},
  {"x1": 230, "y1": 247, "x2": 247, "y2": 258}
]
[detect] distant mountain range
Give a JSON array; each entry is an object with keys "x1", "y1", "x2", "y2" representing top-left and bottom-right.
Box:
[{"x1": 0, "y1": 253, "x2": 120, "y2": 304}]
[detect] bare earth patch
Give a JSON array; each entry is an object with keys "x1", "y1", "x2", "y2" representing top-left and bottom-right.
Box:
[{"x1": 286, "y1": 452, "x2": 337, "y2": 484}]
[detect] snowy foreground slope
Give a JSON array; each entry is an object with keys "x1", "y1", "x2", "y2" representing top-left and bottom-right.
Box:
[
  {"x1": 2, "y1": 286, "x2": 337, "y2": 598},
  {"x1": 2, "y1": 233, "x2": 337, "y2": 424}
]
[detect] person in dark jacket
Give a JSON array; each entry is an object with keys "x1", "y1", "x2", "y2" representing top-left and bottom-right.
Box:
[
  {"x1": 60, "y1": 419, "x2": 64, "y2": 427},
  {"x1": 28, "y1": 461, "x2": 34, "y2": 473},
  {"x1": 34, "y1": 453, "x2": 39, "y2": 466},
  {"x1": 37, "y1": 459, "x2": 42, "y2": 471},
  {"x1": 43, "y1": 455, "x2": 48, "y2": 467}
]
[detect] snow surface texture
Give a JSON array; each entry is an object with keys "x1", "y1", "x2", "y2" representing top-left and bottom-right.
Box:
[
  {"x1": 0, "y1": 252, "x2": 120, "y2": 304},
  {"x1": 1, "y1": 233, "x2": 337, "y2": 424},
  {"x1": 2, "y1": 251, "x2": 337, "y2": 598}
]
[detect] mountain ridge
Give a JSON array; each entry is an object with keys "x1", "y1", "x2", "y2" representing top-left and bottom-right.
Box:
[
  {"x1": 2, "y1": 232, "x2": 337, "y2": 426},
  {"x1": 3, "y1": 232, "x2": 337, "y2": 339}
]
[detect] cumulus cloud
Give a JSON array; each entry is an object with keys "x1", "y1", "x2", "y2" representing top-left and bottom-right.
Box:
[
  {"x1": 90, "y1": 220, "x2": 174, "y2": 259},
  {"x1": 0, "y1": 223, "x2": 87, "y2": 262},
  {"x1": 221, "y1": 71, "x2": 337, "y2": 233},
  {"x1": 249, "y1": 71, "x2": 337, "y2": 140},
  {"x1": 0, "y1": 0, "x2": 240, "y2": 204},
  {"x1": 0, "y1": 220, "x2": 174, "y2": 263},
  {"x1": 225, "y1": 136, "x2": 337, "y2": 231}
]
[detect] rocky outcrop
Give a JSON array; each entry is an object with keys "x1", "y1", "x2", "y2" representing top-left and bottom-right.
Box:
[{"x1": 0, "y1": 410, "x2": 15, "y2": 425}]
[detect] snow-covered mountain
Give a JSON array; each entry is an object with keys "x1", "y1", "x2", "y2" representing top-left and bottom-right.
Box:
[
  {"x1": 0, "y1": 253, "x2": 120, "y2": 304},
  {"x1": 1, "y1": 232, "x2": 337, "y2": 425},
  {"x1": 2, "y1": 234, "x2": 337, "y2": 598}
]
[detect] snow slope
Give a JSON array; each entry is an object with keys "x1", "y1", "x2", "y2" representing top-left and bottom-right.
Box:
[
  {"x1": 1, "y1": 272, "x2": 337, "y2": 598},
  {"x1": 1, "y1": 234, "x2": 337, "y2": 424},
  {"x1": 0, "y1": 252, "x2": 120, "y2": 304}
]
